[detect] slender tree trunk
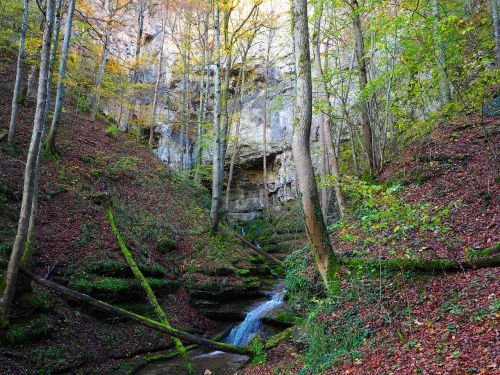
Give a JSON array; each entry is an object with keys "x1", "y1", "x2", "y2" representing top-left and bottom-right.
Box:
[
  {"x1": 195, "y1": 35, "x2": 212, "y2": 183},
  {"x1": 219, "y1": 50, "x2": 232, "y2": 199},
  {"x1": 262, "y1": 28, "x2": 272, "y2": 219},
  {"x1": 225, "y1": 52, "x2": 249, "y2": 210},
  {"x1": 491, "y1": 0, "x2": 500, "y2": 68},
  {"x1": 351, "y1": 0, "x2": 376, "y2": 175},
  {"x1": 133, "y1": 0, "x2": 146, "y2": 83},
  {"x1": 312, "y1": 3, "x2": 345, "y2": 219},
  {"x1": 291, "y1": 0, "x2": 340, "y2": 293},
  {"x1": 149, "y1": 11, "x2": 166, "y2": 148},
  {"x1": 91, "y1": 0, "x2": 112, "y2": 121},
  {"x1": 46, "y1": 0, "x2": 76, "y2": 155},
  {"x1": 7, "y1": 0, "x2": 30, "y2": 149},
  {"x1": 25, "y1": 65, "x2": 37, "y2": 105},
  {"x1": 43, "y1": 0, "x2": 62, "y2": 125},
  {"x1": 0, "y1": 0, "x2": 56, "y2": 322},
  {"x1": 194, "y1": 36, "x2": 206, "y2": 183},
  {"x1": 432, "y1": 0, "x2": 451, "y2": 103},
  {"x1": 23, "y1": 0, "x2": 62, "y2": 266},
  {"x1": 210, "y1": 2, "x2": 222, "y2": 233},
  {"x1": 311, "y1": 2, "x2": 328, "y2": 220}
]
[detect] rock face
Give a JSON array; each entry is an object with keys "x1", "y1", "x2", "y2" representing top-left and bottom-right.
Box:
[{"x1": 100, "y1": 8, "x2": 334, "y2": 223}]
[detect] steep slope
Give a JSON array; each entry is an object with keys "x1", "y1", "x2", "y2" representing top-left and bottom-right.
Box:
[
  {"x1": 244, "y1": 114, "x2": 499, "y2": 375},
  {"x1": 0, "y1": 64, "x2": 267, "y2": 374}
]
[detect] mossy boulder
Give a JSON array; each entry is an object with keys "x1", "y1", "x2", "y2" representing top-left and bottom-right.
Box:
[{"x1": 262, "y1": 307, "x2": 299, "y2": 328}]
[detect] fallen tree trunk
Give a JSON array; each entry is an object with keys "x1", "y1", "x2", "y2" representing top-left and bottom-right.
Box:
[
  {"x1": 0, "y1": 258, "x2": 251, "y2": 355},
  {"x1": 341, "y1": 246, "x2": 500, "y2": 272},
  {"x1": 234, "y1": 232, "x2": 284, "y2": 267},
  {"x1": 106, "y1": 205, "x2": 194, "y2": 374}
]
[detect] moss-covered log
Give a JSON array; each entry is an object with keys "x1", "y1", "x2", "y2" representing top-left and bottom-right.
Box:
[
  {"x1": 106, "y1": 205, "x2": 194, "y2": 373},
  {"x1": 0, "y1": 258, "x2": 252, "y2": 356},
  {"x1": 234, "y1": 232, "x2": 284, "y2": 267},
  {"x1": 265, "y1": 327, "x2": 292, "y2": 349},
  {"x1": 341, "y1": 244, "x2": 500, "y2": 272}
]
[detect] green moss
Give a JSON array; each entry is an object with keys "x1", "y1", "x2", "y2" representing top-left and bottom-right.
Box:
[
  {"x1": 17, "y1": 291, "x2": 54, "y2": 312},
  {"x1": 192, "y1": 240, "x2": 205, "y2": 251},
  {"x1": 265, "y1": 327, "x2": 292, "y2": 349},
  {"x1": 243, "y1": 276, "x2": 262, "y2": 288},
  {"x1": 2, "y1": 314, "x2": 54, "y2": 345},
  {"x1": 249, "y1": 333, "x2": 267, "y2": 365},
  {"x1": 94, "y1": 277, "x2": 130, "y2": 293},
  {"x1": 236, "y1": 269, "x2": 251, "y2": 276},
  {"x1": 0, "y1": 242, "x2": 13, "y2": 258},
  {"x1": 70, "y1": 275, "x2": 93, "y2": 293},
  {"x1": 85, "y1": 260, "x2": 126, "y2": 276},
  {"x1": 157, "y1": 237, "x2": 177, "y2": 253},
  {"x1": 466, "y1": 242, "x2": 500, "y2": 261},
  {"x1": 272, "y1": 311, "x2": 299, "y2": 326}
]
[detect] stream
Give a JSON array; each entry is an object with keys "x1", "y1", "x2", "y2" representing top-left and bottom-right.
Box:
[{"x1": 138, "y1": 282, "x2": 285, "y2": 375}]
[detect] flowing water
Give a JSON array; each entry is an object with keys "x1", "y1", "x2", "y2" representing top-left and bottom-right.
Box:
[
  {"x1": 138, "y1": 283, "x2": 285, "y2": 375},
  {"x1": 224, "y1": 284, "x2": 284, "y2": 346}
]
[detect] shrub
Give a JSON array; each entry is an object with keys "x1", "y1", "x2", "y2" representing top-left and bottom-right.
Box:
[
  {"x1": 285, "y1": 246, "x2": 317, "y2": 305},
  {"x1": 157, "y1": 237, "x2": 177, "y2": 253},
  {"x1": 105, "y1": 123, "x2": 120, "y2": 137}
]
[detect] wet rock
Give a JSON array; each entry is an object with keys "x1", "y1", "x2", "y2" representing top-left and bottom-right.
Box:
[{"x1": 261, "y1": 306, "x2": 298, "y2": 328}]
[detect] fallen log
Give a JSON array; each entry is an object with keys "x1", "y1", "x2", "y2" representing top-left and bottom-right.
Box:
[
  {"x1": 341, "y1": 243, "x2": 500, "y2": 272},
  {"x1": 106, "y1": 205, "x2": 194, "y2": 374},
  {"x1": 234, "y1": 232, "x2": 284, "y2": 267},
  {"x1": 0, "y1": 258, "x2": 251, "y2": 356}
]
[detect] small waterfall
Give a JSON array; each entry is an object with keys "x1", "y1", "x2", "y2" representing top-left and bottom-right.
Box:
[{"x1": 224, "y1": 285, "x2": 285, "y2": 346}]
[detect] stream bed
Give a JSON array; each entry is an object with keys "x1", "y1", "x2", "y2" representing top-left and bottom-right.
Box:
[{"x1": 137, "y1": 282, "x2": 285, "y2": 375}]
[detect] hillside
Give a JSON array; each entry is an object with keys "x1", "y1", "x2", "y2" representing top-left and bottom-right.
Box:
[
  {"x1": 0, "y1": 64, "x2": 279, "y2": 374},
  {"x1": 244, "y1": 114, "x2": 499, "y2": 374}
]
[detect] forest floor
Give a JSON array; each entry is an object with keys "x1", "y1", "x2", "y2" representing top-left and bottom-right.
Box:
[
  {"x1": 0, "y1": 65, "x2": 274, "y2": 374},
  {"x1": 243, "y1": 114, "x2": 499, "y2": 374}
]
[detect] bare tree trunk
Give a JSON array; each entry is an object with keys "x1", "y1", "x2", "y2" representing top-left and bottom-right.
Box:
[
  {"x1": 43, "y1": 0, "x2": 62, "y2": 125},
  {"x1": 291, "y1": 0, "x2": 340, "y2": 293},
  {"x1": 133, "y1": 0, "x2": 146, "y2": 83},
  {"x1": 262, "y1": 27, "x2": 272, "y2": 219},
  {"x1": 7, "y1": 0, "x2": 30, "y2": 149},
  {"x1": 91, "y1": 0, "x2": 112, "y2": 121},
  {"x1": 25, "y1": 65, "x2": 37, "y2": 104},
  {"x1": 194, "y1": 20, "x2": 207, "y2": 183},
  {"x1": 195, "y1": 27, "x2": 212, "y2": 183},
  {"x1": 432, "y1": 0, "x2": 451, "y2": 103},
  {"x1": 46, "y1": 0, "x2": 77, "y2": 155},
  {"x1": 0, "y1": 0, "x2": 56, "y2": 321},
  {"x1": 225, "y1": 46, "x2": 250, "y2": 210},
  {"x1": 25, "y1": 3, "x2": 47, "y2": 105},
  {"x1": 149, "y1": 6, "x2": 167, "y2": 148},
  {"x1": 312, "y1": 2, "x2": 345, "y2": 219},
  {"x1": 491, "y1": 0, "x2": 500, "y2": 68},
  {"x1": 210, "y1": 2, "x2": 222, "y2": 233},
  {"x1": 23, "y1": 0, "x2": 63, "y2": 266},
  {"x1": 351, "y1": 0, "x2": 376, "y2": 175},
  {"x1": 311, "y1": 1, "x2": 328, "y2": 220}
]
